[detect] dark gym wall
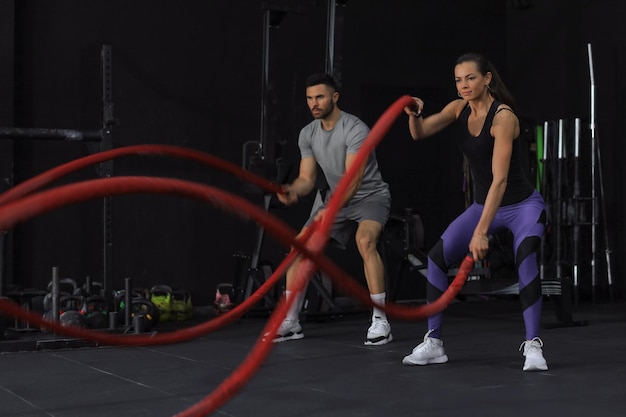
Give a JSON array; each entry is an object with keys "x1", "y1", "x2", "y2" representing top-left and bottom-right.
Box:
[
  {"x1": 9, "y1": 0, "x2": 272, "y2": 301},
  {"x1": 339, "y1": 0, "x2": 509, "y2": 247},
  {"x1": 1, "y1": 0, "x2": 624, "y2": 304},
  {"x1": 0, "y1": 1, "x2": 14, "y2": 287}
]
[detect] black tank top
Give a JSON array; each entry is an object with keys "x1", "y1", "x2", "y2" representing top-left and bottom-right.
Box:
[{"x1": 457, "y1": 100, "x2": 534, "y2": 206}]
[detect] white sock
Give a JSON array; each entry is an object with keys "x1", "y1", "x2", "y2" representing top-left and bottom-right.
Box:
[
  {"x1": 370, "y1": 292, "x2": 387, "y2": 322},
  {"x1": 284, "y1": 290, "x2": 304, "y2": 322}
]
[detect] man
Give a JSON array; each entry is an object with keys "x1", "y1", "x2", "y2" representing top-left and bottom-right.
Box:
[{"x1": 273, "y1": 73, "x2": 392, "y2": 345}]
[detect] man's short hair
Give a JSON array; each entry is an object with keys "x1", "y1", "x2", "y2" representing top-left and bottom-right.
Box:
[{"x1": 305, "y1": 73, "x2": 340, "y2": 92}]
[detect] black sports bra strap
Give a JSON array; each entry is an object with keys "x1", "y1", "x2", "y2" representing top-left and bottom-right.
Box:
[{"x1": 495, "y1": 107, "x2": 514, "y2": 115}]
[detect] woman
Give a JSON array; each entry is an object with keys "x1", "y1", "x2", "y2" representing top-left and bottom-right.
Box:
[{"x1": 402, "y1": 52, "x2": 548, "y2": 371}]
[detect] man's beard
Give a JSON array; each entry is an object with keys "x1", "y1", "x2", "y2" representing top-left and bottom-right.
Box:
[{"x1": 312, "y1": 102, "x2": 334, "y2": 119}]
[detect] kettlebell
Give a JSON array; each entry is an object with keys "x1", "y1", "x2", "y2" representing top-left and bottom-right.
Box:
[
  {"x1": 150, "y1": 285, "x2": 173, "y2": 322},
  {"x1": 129, "y1": 298, "x2": 160, "y2": 332},
  {"x1": 81, "y1": 295, "x2": 109, "y2": 329},
  {"x1": 59, "y1": 295, "x2": 86, "y2": 328},
  {"x1": 118, "y1": 297, "x2": 160, "y2": 332}
]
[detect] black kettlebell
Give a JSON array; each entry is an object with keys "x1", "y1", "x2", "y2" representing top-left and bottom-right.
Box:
[
  {"x1": 47, "y1": 277, "x2": 78, "y2": 295},
  {"x1": 43, "y1": 291, "x2": 71, "y2": 313},
  {"x1": 59, "y1": 295, "x2": 86, "y2": 328},
  {"x1": 132, "y1": 287, "x2": 151, "y2": 301},
  {"x1": 129, "y1": 298, "x2": 160, "y2": 332},
  {"x1": 81, "y1": 295, "x2": 109, "y2": 329}
]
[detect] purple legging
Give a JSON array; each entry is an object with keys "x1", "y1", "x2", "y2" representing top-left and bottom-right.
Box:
[{"x1": 427, "y1": 190, "x2": 545, "y2": 340}]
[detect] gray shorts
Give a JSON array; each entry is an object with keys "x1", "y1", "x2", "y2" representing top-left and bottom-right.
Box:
[{"x1": 305, "y1": 192, "x2": 391, "y2": 248}]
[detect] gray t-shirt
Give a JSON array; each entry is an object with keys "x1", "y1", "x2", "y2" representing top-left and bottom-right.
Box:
[{"x1": 298, "y1": 111, "x2": 390, "y2": 203}]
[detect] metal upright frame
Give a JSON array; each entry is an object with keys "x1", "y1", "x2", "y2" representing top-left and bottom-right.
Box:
[
  {"x1": 237, "y1": 5, "x2": 289, "y2": 311},
  {"x1": 0, "y1": 45, "x2": 115, "y2": 300},
  {"x1": 572, "y1": 117, "x2": 581, "y2": 303},
  {"x1": 586, "y1": 43, "x2": 614, "y2": 302}
]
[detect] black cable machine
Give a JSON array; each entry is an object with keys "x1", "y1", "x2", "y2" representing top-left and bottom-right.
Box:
[
  {"x1": 235, "y1": 1, "x2": 352, "y2": 317},
  {"x1": 235, "y1": 3, "x2": 299, "y2": 313}
]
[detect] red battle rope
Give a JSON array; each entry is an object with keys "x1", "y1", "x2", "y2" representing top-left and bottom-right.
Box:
[{"x1": 0, "y1": 96, "x2": 474, "y2": 416}]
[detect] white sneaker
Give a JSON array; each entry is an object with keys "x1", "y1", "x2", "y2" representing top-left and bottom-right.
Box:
[
  {"x1": 402, "y1": 329, "x2": 448, "y2": 365},
  {"x1": 267, "y1": 319, "x2": 304, "y2": 343},
  {"x1": 364, "y1": 318, "x2": 393, "y2": 345},
  {"x1": 519, "y1": 337, "x2": 548, "y2": 371}
]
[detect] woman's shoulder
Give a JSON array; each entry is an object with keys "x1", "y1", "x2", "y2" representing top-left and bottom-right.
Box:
[
  {"x1": 493, "y1": 103, "x2": 517, "y2": 122},
  {"x1": 444, "y1": 98, "x2": 468, "y2": 119},
  {"x1": 491, "y1": 101, "x2": 520, "y2": 135}
]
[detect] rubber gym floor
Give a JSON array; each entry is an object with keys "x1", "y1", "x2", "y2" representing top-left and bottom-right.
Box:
[{"x1": 1, "y1": 297, "x2": 625, "y2": 417}]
